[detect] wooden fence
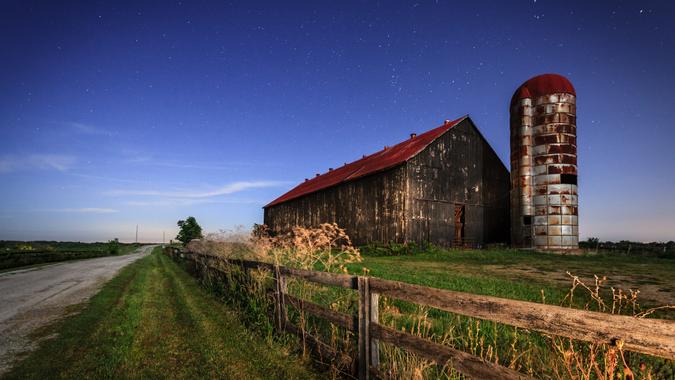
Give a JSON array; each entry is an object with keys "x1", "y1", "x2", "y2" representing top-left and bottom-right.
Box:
[{"x1": 164, "y1": 247, "x2": 675, "y2": 380}]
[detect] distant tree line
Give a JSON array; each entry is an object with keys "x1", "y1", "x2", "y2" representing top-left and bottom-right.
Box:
[
  {"x1": 0, "y1": 240, "x2": 142, "y2": 270},
  {"x1": 580, "y1": 238, "x2": 674, "y2": 258}
]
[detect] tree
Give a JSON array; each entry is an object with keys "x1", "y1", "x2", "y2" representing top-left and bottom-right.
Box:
[
  {"x1": 107, "y1": 238, "x2": 120, "y2": 255},
  {"x1": 586, "y1": 237, "x2": 600, "y2": 245},
  {"x1": 176, "y1": 216, "x2": 203, "y2": 245}
]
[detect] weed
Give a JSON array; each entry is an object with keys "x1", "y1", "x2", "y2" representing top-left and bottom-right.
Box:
[{"x1": 180, "y1": 226, "x2": 675, "y2": 379}]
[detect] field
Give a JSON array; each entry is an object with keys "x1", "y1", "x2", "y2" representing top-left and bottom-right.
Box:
[
  {"x1": 3, "y1": 247, "x2": 318, "y2": 379},
  {"x1": 180, "y1": 236, "x2": 675, "y2": 379},
  {"x1": 349, "y1": 248, "x2": 675, "y2": 307},
  {"x1": 0, "y1": 240, "x2": 142, "y2": 270},
  {"x1": 345, "y1": 249, "x2": 675, "y2": 378}
]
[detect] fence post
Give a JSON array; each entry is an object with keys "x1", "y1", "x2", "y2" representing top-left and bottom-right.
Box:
[
  {"x1": 357, "y1": 276, "x2": 371, "y2": 380},
  {"x1": 273, "y1": 265, "x2": 287, "y2": 331},
  {"x1": 370, "y1": 292, "x2": 379, "y2": 372}
]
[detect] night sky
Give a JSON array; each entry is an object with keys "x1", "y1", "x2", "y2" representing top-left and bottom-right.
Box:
[{"x1": 1, "y1": 1, "x2": 674, "y2": 242}]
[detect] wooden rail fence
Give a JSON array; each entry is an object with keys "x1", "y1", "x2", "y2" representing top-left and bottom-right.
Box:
[{"x1": 164, "y1": 247, "x2": 675, "y2": 380}]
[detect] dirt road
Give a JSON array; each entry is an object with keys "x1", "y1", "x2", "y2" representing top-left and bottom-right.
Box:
[{"x1": 0, "y1": 245, "x2": 154, "y2": 374}]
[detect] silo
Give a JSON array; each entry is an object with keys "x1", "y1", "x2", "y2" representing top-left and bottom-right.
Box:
[{"x1": 510, "y1": 74, "x2": 578, "y2": 250}]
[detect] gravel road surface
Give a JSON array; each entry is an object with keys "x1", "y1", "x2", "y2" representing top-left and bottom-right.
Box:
[{"x1": 0, "y1": 245, "x2": 154, "y2": 374}]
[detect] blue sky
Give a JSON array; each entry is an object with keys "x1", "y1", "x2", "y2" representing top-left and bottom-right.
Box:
[{"x1": 1, "y1": 1, "x2": 674, "y2": 242}]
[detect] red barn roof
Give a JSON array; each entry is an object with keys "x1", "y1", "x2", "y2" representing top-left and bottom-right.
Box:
[
  {"x1": 265, "y1": 115, "x2": 467, "y2": 208},
  {"x1": 511, "y1": 73, "x2": 575, "y2": 107}
]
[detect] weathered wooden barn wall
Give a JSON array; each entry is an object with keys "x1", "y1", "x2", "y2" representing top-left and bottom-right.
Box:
[
  {"x1": 263, "y1": 165, "x2": 408, "y2": 245},
  {"x1": 264, "y1": 117, "x2": 510, "y2": 247},
  {"x1": 405, "y1": 119, "x2": 510, "y2": 246},
  {"x1": 480, "y1": 125, "x2": 511, "y2": 244}
]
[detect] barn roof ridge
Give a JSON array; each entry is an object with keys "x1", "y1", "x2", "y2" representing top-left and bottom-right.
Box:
[{"x1": 264, "y1": 115, "x2": 469, "y2": 208}]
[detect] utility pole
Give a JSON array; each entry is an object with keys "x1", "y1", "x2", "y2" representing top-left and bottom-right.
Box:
[
  {"x1": 135, "y1": 224, "x2": 138, "y2": 243},
  {"x1": 163, "y1": 231, "x2": 165, "y2": 246}
]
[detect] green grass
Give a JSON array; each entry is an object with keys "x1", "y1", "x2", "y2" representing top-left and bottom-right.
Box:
[
  {"x1": 167, "y1": 245, "x2": 675, "y2": 378},
  {"x1": 348, "y1": 248, "x2": 675, "y2": 308},
  {"x1": 4, "y1": 248, "x2": 318, "y2": 380},
  {"x1": 344, "y1": 248, "x2": 675, "y2": 378}
]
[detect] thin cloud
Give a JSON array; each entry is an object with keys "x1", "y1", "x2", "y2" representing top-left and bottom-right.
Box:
[
  {"x1": 67, "y1": 172, "x2": 147, "y2": 184},
  {"x1": 106, "y1": 180, "x2": 289, "y2": 199},
  {"x1": 121, "y1": 153, "x2": 284, "y2": 170},
  {"x1": 0, "y1": 154, "x2": 76, "y2": 173},
  {"x1": 68, "y1": 122, "x2": 113, "y2": 136},
  {"x1": 41, "y1": 208, "x2": 119, "y2": 214},
  {"x1": 125, "y1": 198, "x2": 261, "y2": 207},
  {"x1": 128, "y1": 159, "x2": 271, "y2": 170},
  {"x1": 147, "y1": 161, "x2": 256, "y2": 170}
]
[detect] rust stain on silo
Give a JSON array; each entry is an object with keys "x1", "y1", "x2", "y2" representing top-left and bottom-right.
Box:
[{"x1": 510, "y1": 74, "x2": 579, "y2": 250}]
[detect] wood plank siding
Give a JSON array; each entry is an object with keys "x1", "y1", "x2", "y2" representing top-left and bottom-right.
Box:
[
  {"x1": 263, "y1": 117, "x2": 510, "y2": 246},
  {"x1": 264, "y1": 165, "x2": 408, "y2": 244},
  {"x1": 406, "y1": 118, "x2": 510, "y2": 245}
]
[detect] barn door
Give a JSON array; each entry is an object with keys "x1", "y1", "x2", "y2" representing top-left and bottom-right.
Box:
[{"x1": 454, "y1": 204, "x2": 465, "y2": 245}]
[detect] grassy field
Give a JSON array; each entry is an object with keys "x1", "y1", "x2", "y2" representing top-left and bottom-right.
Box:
[
  {"x1": 182, "y1": 236, "x2": 675, "y2": 378},
  {"x1": 0, "y1": 241, "x2": 142, "y2": 270},
  {"x1": 179, "y1": 241, "x2": 675, "y2": 378},
  {"x1": 339, "y1": 248, "x2": 675, "y2": 378},
  {"x1": 348, "y1": 248, "x2": 675, "y2": 307},
  {"x1": 3, "y1": 248, "x2": 318, "y2": 380},
  {"x1": 283, "y1": 246, "x2": 673, "y2": 378}
]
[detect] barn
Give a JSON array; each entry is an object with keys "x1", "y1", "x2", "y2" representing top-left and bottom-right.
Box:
[{"x1": 263, "y1": 116, "x2": 510, "y2": 247}]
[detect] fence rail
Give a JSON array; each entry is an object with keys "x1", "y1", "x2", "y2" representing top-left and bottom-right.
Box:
[{"x1": 165, "y1": 247, "x2": 675, "y2": 380}]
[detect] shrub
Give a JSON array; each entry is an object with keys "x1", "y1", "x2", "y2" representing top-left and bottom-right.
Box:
[{"x1": 107, "y1": 238, "x2": 120, "y2": 255}]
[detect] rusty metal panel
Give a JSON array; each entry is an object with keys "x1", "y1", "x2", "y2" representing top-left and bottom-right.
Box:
[
  {"x1": 534, "y1": 236, "x2": 548, "y2": 246},
  {"x1": 562, "y1": 235, "x2": 578, "y2": 246},
  {"x1": 533, "y1": 215, "x2": 547, "y2": 225},
  {"x1": 548, "y1": 226, "x2": 563, "y2": 236},
  {"x1": 548, "y1": 206, "x2": 561, "y2": 215},
  {"x1": 548, "y1": 215, "x2": 562, "y2": 224},
  {"x1": 548, "y1": 235, "x2": 562, "y2": 246}
]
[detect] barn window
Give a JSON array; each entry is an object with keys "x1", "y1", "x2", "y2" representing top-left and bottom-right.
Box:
[
  {"x1": 560, "y1": 174, "x2": 577, "y2": 185},
  {"x1": 523, "y1": 215, "x2": 532, "y2": 225}
]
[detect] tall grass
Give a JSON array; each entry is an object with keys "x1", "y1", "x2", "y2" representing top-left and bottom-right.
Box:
[{"x1": 177, "y1": 225, "x2": 674, "y2": 379}]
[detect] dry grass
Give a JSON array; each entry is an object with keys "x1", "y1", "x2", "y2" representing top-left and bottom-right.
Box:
[
  {"x1": 188, "y1": 223, "x2": 362, "y2": 272},
  {"x1": 183, "y1": 226, "x2": 674, "y2": 379},
  {"x1": 186, "y1": 224, "x2": 362, "y2": 378},
  {"x1": 547, "y1": 273, "x2": 674, "y2": 380}
]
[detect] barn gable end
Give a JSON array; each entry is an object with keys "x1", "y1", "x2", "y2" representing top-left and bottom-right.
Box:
[{"x1": 405, "y1": 118, "x2": 510, "y2": 246}]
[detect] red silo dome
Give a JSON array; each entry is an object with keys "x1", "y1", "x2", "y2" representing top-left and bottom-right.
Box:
[{"x1": 511, "y1": 73, "x2": 576, "y2": 106}]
